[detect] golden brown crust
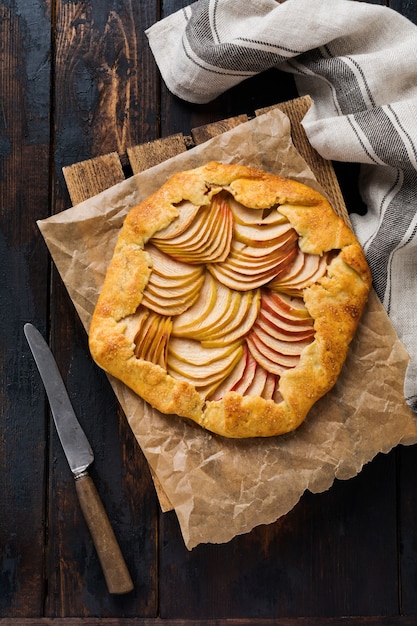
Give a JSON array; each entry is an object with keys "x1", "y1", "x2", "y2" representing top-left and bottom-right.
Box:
[{"x1": 89, "y1": 161, "x2": 372, "y2": 438}]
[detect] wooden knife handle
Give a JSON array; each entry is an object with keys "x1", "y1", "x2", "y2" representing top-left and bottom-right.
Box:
[{"x1": 75, "y1": 473, "x2": 134, "y2": 594}]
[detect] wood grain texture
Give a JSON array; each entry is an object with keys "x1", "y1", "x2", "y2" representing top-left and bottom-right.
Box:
[
  {"x1": 158, "y1": 453, "x2": 399, "y2": 619},
  {"x1": 54, "y1": 1, "x2": 160, "y2": 162},
  {"x1": 2, "y1": 0, "x2": 417, "y2": 621},
  {"x1": 0, "y1": 0, "x2": 51, "y2": 617},
  {"x1": 46, "y1": 0, "x2": 160, "y2": 617},
  {"x1": 191, "y1": 114, "x2": 249, "y2": 144},
  {"x1": 127, "y1": 134, "x2": 189, "y2": 173},
  {"x1": 0, "y1": 615, "x2": 415, "y2": 626},
  {"x1": 74, "y1": 475, "x2": 134, "y2": 595},
  {"x1": 63, "y1": 153, "x2": 125, "y2": 206},
  {"x1": 390, "y1": 0, "x2": 417, "y2": 21}
]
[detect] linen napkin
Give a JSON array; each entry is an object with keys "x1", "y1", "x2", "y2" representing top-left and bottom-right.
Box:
[{"x1": 146, "y1": 0, "x2": 417, "y2": 412}]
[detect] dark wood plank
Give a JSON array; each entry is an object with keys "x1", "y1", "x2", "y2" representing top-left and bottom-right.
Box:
[
  {"x1": 0, "y1": 615, "x2": 415, "y2": 626},
  {"x1": 44, "y1": 0, "x2": 161, "y2": 616},
  {"x1": 0, "y1": 0, "x2": 52, "y2": 616},
  {"x1": 63, "y1": 153, "x2": 126, "y2": 206},
  {"x1": 390, "y1": 0, "x2": 417, "y2": 22},
  {"x1": 191, "y1": 114, "x2": 249, "y2": 144},
  {"x1": 127, "y1": 134, "x2": 189, "y2": 173},
  {"x1": 158, "y1": 452, "x2": 398, "y2": 619},
  {"x1": 398, "y1": 444, "x2": 417, "y2": 614},
  {"x1": 53, "y1": 1, "x2": 160, "y2": 168},
  {"x1": 1, "y1": 611, "x2": 415, "y2": 625}
]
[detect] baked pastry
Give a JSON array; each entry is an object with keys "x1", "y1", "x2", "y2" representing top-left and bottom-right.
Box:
[{"x1": 89, "y1": 161, "x2": 372, "y2": 438}]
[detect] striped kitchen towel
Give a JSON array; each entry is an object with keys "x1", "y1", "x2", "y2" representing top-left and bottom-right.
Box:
[{"x1": 146, "y1": 0, "x2": 417, "y2": 411}]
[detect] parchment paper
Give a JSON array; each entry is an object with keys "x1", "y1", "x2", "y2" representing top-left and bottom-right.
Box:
[{"x1": 38, "y1": 108, "x2": 417, "y2": 549}]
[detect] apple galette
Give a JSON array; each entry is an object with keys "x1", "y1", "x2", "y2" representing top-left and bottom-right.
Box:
[{"x1": 89, "y1": 162, "x2": 372, "y2": 438}]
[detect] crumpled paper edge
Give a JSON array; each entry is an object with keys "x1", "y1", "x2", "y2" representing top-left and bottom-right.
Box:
[{"x1": 38, "y1": 107, "x2": 417, "y2": 549}]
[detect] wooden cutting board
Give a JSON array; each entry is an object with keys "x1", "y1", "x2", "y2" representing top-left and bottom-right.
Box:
[
  {"x1": 63, "y1": 95, "x2": 348, "y2": 222},
  {"x1": 62, "y1": 95, "x2": 349, "y2": 511}
]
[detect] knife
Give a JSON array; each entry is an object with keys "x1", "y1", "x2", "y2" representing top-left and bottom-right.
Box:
[{"x1": 24, "y1": 323, "x2": 134, "y2": 595}]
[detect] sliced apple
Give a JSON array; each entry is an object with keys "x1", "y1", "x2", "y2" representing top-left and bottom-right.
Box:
[
  {"x1": 206, "y1": 344, "x2": 282, "y2": 400},
  {"x1": 261, "y1": 290, "x2": 313, "y2": 324},
  {"x1": 209, "y1": 246, "x2": 297, "y2": 291},
  {"x1": 250, "y1": 324, "x2": 312, "y2": 357},
  {"x1": 231, "y1": 230, "x2": 298, "y2": 260},
  {"x1": 224, "y1": 240, "x2": 298, "y2": 275},
  {"x1": 269, "y1": 247, "x2": 305, "y2": 283},
  {"x1": 229, "y1": 197, "x2": 288, "y2": 226},
  {"x1": 140, "y1": 244, "x2": 205, "y2": 315},
  {"x1": 201, "y1": 289, "x2": 261, "y2": 347},
  {"x1": 167, "y1": 337, "x2": 243, "y2": 387},
  {"x1": 168, "y1": 337, "x2": 242, "y2": 367},
  {"x1": 231, "y1": 348, "x2": 277, "y2": 397},
  {"x1": 208, "y1": 220, "x2": 298, "y2": 290},
  {"x1": 173, "y1": 279, "x2": 254, "y2": 343},
  {"x1": 152, "y1": 193, "x2": 233, "y2": 263},
  {"x1": 143, "y1": 275, "x2": 205, "y2": 315},
  {"x1": 284, "y1": 254, "x2": 329, "y2": 292},
  {"x1": 131, "y1": 306, "x2": 172, "y2": 369},
  {"x1": 244, "y1": 362, "x2": 269, "y2": 397},
  {"x1": 145, "y1": 278, "x2": 202, "y2": 301},
  {"x1": 230, "y1": 230, "x2": 298, "y2": 262},
  {"x1": 135, "y1": 313, "x2": 157, "y2": 357},
  {"x1": 171, "y1": 274, "x2": 233, "y2": 337},
  {"x1": 209, "y1": 263, "x2": 277, "y2": 291},
  {"x1": 152, "y1": 200, "x2": 200, "y2": 239},
  {"x1": 182, "y1": 196, "x2": 232, "y2": 262},
  {"x1": 261, "y1": 372, "x2": 279, "y2": 401},
  {"x1": 234, "y1": 219, "x2": 297, "y2": 247},
  {"x1": 272, "y1": 384, "x2": 284, "y2": 404},
  {"x1": 171, "y1": 273, "x2": 218, "y2": 333},
  {"x1": 246, "y1": 294, "x2": 315, "y2": 374},
  {"x1": 246, "y1": 332, "x2": 298, "y2": 375},
  {"x1": 189, "y1": 283, "x2": 238, "y2": 339},
  {"x1": 206, "y1": 348, "x2": 249, "y2": 400},
  {"x1": 256, "y1": 314, "x2": 315, "y2": 342},
  {"x1": 270, "y1": 250, "x2": 329, "y2": 295},
  {"x1": 141, "y1": 278, "x2": 204, "y2": 316},
  {"x1": 145, "y1": 243, "x2": 204, "y2": 280},
  {"x1": 259, "y1": 307, "x2": 314, "y2": 336},
  {"x1": 146, "y1": 317, "x2": 173, "y2": 368},
  {"x1": 149, "y1": 269, "x2": 202, "y2": 289},
  {"x1": 153, "y1": 204, "x2": 213, "y2": 254},
  {"x1": 154, "y1": 319, "x2": 173, "y2": 367},
  {"x1": 193, "y1": 289, "x2": 241, "y2": 339},
  {"x1": 231, "y1": 346, "x2": 258, "y2": 395},
  {"x1": 122, "y1": 308, "x2": 146, "y2": 344}
]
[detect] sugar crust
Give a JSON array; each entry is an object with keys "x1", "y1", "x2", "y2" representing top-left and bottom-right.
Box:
[{"x1": 89, "y1": 162, "x2": 372, "y2": 438}]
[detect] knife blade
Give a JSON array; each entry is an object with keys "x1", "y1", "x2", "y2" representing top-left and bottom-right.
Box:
[{"x1": 24, "y1": 323, "x2": 134, "y2": 595}]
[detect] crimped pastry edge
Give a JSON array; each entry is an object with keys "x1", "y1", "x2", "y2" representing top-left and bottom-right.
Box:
[{"x1": 88, "y1": 162, "x2": 372, "y2": 438}]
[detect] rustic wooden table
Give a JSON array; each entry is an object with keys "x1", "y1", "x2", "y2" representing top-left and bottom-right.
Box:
[{"x1": 2, "y1": 0, "x2": 417, "y2": 624}]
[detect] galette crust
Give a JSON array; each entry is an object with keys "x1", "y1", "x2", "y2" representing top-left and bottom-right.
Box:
[{"x1": 89, "y1": 161, "x2": 372, "y2": 438}]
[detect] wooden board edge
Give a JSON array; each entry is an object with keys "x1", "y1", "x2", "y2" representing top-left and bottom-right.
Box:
[{"x1": 63, "y1": 152, "x2": 126, "y2": 206}]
